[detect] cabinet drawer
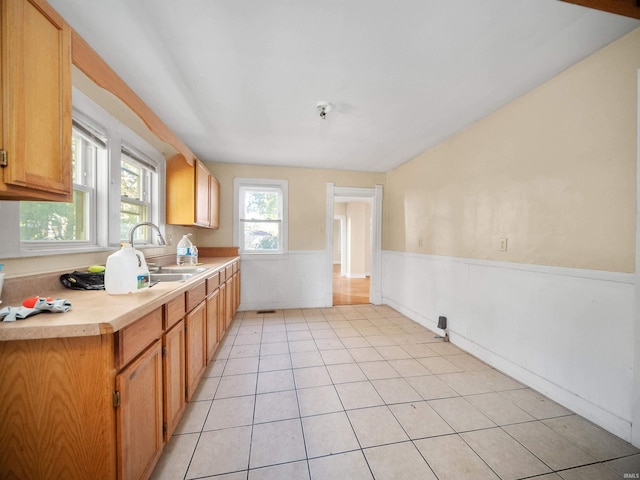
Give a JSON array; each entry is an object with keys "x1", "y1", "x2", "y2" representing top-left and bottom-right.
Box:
[
  {"x1": 116, "y1": 308, "x2": 163, "y2": 370},
  {"x1": 226, "y1": 265, "x2": 233, "y2": 279},
  {"x1": 165, "y1": 294, "x2": 186, "y2": 329},
  {"x1": 186, "y1": 281, "x2": 207, "y2": 312},
  {"x1": 219, "y1": 268, "x2": 227, "y2": 283},
  {"x1": 233, "y1": 261, "x2": 239, "y2": 273},
  {"x1": 207, "y1": 271, "x2": 220, "y2": 293}
]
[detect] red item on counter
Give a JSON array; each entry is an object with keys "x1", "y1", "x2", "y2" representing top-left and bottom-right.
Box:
[{"x1": 22, "y1": 296, "x2": 53, "y2": 308}]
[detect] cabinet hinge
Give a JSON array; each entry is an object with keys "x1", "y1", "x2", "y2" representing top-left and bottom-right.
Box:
[
  {"x1": 0, "y1": 149, "x2": 7, "y2": 167},
  {"x1": 162, "y1": 345, "x2": 167, "y2": 357},
  {"x1": 113, "y1": 390, "x2": 121, "y2": 408},
  {"x1": 163, "y1": 423, "x2": 168, "y2": 436}
]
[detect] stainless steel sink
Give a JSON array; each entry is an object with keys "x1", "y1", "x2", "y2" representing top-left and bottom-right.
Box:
[
  {"x1": 150, "y1": 272, "x2": 195, "y2": 282},
  {"x1": 156, "y1": 267, "x2": 209, "y2": 274},
  {"x1": 149, "y1": 266, "x2": 209, "y2": 283}
]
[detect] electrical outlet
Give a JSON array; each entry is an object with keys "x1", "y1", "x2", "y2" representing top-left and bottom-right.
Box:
[
  {"x1": 167, "y1": 233, "x2": 173, "y2": 246},
  {"x1": 418, "y1": 237, "x2": 423, "y2": 248},
  {"x1": 499, "y1": 237, "x2": 508, "y2": 252}
]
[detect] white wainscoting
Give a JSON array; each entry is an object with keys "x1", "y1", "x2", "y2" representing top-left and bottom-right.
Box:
[
  {"x1": 382, "y1": 250, "x2": 636, "y2": 443},
  {"x1": 239, "y1": 251, "x2": 327, "y2": 311}
]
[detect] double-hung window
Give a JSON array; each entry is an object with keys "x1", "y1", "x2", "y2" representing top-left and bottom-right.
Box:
[
  {"x1": 0, "y1": 87, "x2": 165, "y2": 258},
  {"x1": 234, "y1": 178, "x2": 288, "y2": 255},
  {"x1": 120, "y1": 147, "x2": 156, "y2": 243},
  {"x1": 19, "y1": 119, "x2": 105, "y2": 245}
]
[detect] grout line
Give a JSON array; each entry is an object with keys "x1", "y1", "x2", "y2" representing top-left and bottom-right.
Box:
[{"x1": 157, "y1": 308, "x2": 635, "y2": 480}]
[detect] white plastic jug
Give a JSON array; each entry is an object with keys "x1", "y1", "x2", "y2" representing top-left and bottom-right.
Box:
[{"x1": 104, "y1": 244, "x2": 150, "y2": 294}]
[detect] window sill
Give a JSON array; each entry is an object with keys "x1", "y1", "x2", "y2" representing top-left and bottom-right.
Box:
[{"x1": 12, "y1": 245, "x2": 113, "y2": 259}]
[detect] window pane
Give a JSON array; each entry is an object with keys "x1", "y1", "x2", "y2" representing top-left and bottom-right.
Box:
[
  {"x1": 242, "y1": 220, "x2": 280, "y2": 251},
  {"x1": 20, "y1": 190, "x2": 87, "y2": 241},
  {"x1": 121, "y1": 160, "x2": 143, "y2": 200},
  {"x1": 243, "y1": 190, "x2": 280, "y2": 220},
  {"x1": 121, "y1": 202, "x2": 147, "y2": 241},
  {"x1": 236, "y1": 180, "x2": 287, "y2": 254}
]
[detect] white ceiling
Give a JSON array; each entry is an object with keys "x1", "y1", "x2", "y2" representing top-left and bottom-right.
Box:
[{"x1": 49, "y1": 0, "x2": 639, "y2": 173}]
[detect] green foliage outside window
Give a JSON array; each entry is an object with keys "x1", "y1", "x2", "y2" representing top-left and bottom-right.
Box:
[
  {"x1": 19, "y1": 135, "x2": 88, "y2": 241},
  {"x1": 242, "y1": 189, "x2": 281, "y2": 251},
  {"x1": 244, "y1": 191, "x2": 279, "y2": 220}
]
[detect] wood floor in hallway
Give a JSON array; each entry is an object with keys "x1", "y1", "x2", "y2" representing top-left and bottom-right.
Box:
[{"x1": 333, "y1": 264, "x2": 370, "y2": 306}]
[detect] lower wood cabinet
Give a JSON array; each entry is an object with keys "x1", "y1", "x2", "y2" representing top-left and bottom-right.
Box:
[
  {"x1": 0, "y1": 335, "x2": 117, "y2": 479},
  {"x1": 163, "y1": 318, "x2": 185, "y2": 440},
  {"x1": 116, "y1": 340, "x2": 164, "y2": 480},
  {"x1": 218, "y1": 282, "x2": 227, "y2": 340},
  {"x1": 226, "y1": 274, "x2": 235, "y2": 329},
  {"x1": 185, "y1": 300, "x2": 207, "y2": 401},
  {"x1": 0, "y1": 259, "x2": 239, "y2": 480},
  {"x1": 206, "y1": 288, "x2": 220, "y2": 363},
  {"x1": 235, "y1": 270, "x2": 241, "y2": 311}
]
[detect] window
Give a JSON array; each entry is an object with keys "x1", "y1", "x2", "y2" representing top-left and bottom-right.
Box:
[
  {"x1": 234, "y1": 178, "x2": 288, "y2": 255},
  {"x1": 0, "y1": 87, "x2": 166, "y2": 258},
  {"x1": 19, "y1": 120, "x2": 105, "y2": 244},
  {"x1": 120, "y1": 147, "x2": 155, "y2": 243}
]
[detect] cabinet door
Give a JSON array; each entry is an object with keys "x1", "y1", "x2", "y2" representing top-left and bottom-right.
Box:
[
  {"x1": 218, "y1": 282, "x2": 227, "y2": 340},
  {"x1": 166, "y1": 154, "x2": 221, "y2": 229},
  {"x1": 206, "y1": 289, "x2": 220, "y2": 363},
  {"x1": 209, "y1": 173, "x2": 220, "y2": 229},
  {"x1": 234, "y1": 270, "x2": 240, "y2": 312},
  {"x1": 194, "y1": 160, "x2": 210, "y2": 227},
  {"x1": 0, "y1": 0, "x2": 72, "y2": 200},
  {"x1": 185, "y1": 301, "x2": 207, "y2": 400},
  {"x1": 163, "y1": 319, "x2": 185, "y2": 441},
  {"x1": 116, "y1": 340, "x2": 163, "y2": 480},
  {"x1": 225, "y1": 276, "x2": 235, "y2": 329},
  {"x1": 0, "y1": 335, "x2": 116, "y2": 479}
]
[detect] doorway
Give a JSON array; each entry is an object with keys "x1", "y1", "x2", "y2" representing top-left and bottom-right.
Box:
[
  {"x1": 332, "y1": 204, "x2": 371, "y2": 305},
  {"x1": 325, "y1": 183, "x2": 383, "y2": 306}
]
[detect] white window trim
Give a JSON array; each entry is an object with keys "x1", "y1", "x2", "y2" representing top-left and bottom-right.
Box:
[
  {"x1": 233, "y1": 177, "x2": 288, "y2": 260},
  {"x1": 0, "y1": 87, "x2": 166, "y2": 258}
]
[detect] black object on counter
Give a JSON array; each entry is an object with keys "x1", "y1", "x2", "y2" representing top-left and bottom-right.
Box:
[{"x1": 60, "y1": 271, "x2": 105, "y2": 290}]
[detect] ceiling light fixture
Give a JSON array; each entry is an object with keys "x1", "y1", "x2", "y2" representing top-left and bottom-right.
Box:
[{"x1": 317, "y1": 101, "x2": 333, "y2": 120}]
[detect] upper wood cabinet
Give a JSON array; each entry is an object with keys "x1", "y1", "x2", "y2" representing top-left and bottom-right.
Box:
[
  {"x1": 166, "y1": 153, "x2": 220, "y2": 229},
  {"x1": 209, "y1": 170, "x2": 220, "y2": 229},
  {"x1": 0, "y1": 0, "x2": 72, "y2": 201}
]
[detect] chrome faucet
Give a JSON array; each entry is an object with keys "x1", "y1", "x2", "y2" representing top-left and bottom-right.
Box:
[{"x1": 129, "y1": 222, "x2": 167, "y2": 247}]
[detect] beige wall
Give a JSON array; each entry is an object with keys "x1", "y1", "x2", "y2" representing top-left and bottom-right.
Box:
[
  {"x1": 333, "y1": 219, "x2": 341, "y2": 263},
  {"x1": 3, "y1": 28, "x2": 639, "y2": 278},
  {"x1": 346, "y1": 202, "x2": 368, "y2": 276},
  {"x1": 200, "y1": 162, "x2": 385, "y2": 251},
  {"x1": 344, "y1": 201, "x2": 372, "y2": 276},
  {"x1": 384, "y1": 28, "x2": 640, "y2": 273}
]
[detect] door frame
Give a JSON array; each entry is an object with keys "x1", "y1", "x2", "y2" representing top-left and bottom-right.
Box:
[
  {"x1": 325, "y1": 183, "x2": 383, "y2": 306},
  {"x1": 632, "y1": 68, "x2": 640, "y2": 447}
]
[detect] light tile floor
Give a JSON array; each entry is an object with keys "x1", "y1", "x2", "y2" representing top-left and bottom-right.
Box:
[{"x1": 152, "y1": 305, "x2": 640, "y2": 480}]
